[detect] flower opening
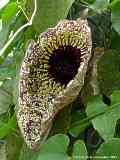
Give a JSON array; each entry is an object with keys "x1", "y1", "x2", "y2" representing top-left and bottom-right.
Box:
[
  {"x1": 48, "y1": 45, "x2": 82, "y2": 86},
  {"x1": 17, "y1": 19, "x2": 92, "y2": 149}
]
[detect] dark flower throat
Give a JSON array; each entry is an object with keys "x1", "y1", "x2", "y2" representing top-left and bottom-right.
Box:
[{"x1": 48, "y1": 46, "x2": 81, "y2": 86}]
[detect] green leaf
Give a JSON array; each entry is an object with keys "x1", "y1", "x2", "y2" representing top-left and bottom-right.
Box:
[
  {"x1": 1, "y1": 2, "x2": 18, "y2": 23},
  {"x1": 111, "y1": 0, "x2": 120, "y2": 34},
  {"x1": 86, "y1": 92, "x2": 120, "y2": 141},
  {"x1": 36, "y1": 134, "x2": 69, "y2": 160},
  {"x1": 0, "y1": 114, "x2": 17, "y2": 139},
  {"x1": 69, "y1": 111, "x2": 90, "y2": 137},
  {"x1": 72, "y1": 140, "x2": 88, "y2": 160},
  {"x1": 26, "y1": 0, "x2": 75, "y2": 33},
  {"x1": 86, "y1": 96, "x2": 107, "y2": 116},
  {"x1": 94, "y1": 138, "x2": 120, "y2": 160}
]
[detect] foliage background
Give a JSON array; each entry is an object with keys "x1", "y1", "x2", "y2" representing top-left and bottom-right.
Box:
[{"x1": 0, "y1": 0, "x2": 120, "y2": 159}]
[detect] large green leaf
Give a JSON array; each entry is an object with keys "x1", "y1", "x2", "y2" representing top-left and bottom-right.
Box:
[
  {"x1": 72, "y1": 140, "x2": 88, "y2": 160},
  {"x1": 94, "y1": 138, "x2": 120, "y2": 160},
  {"x1": 36, "y1": 134, "x2": 69, "y2": 160},
  {"x1": 86, "y1": 91, "x2": 120, "y2": 141},
  {"x1": 26, "y1": 0, "x2": 75, "y2": 33}
]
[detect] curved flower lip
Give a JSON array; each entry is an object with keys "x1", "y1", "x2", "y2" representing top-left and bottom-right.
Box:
[{"x1": 17, "y1": 19, "x2": 92, "y2": 149}]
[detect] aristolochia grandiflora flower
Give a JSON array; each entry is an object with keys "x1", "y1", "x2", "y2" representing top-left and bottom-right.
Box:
[{"x1": 17, "y1": 19, "x2": 92, "y2": 149}]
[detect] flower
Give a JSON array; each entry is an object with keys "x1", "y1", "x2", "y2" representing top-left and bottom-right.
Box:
[{"x1": 17, "y1": 19, "x2": 92, "y2": 149}]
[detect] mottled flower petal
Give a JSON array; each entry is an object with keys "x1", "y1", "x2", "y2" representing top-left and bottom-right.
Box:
[{"x1": 17, "y1": 19, "x2": 92, "y2": 149}]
